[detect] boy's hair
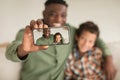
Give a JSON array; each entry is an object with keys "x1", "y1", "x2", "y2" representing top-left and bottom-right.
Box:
[
  {"x1": 45, "y1": 0, "x2": 68, "y2": 7},
  {"x1": 54, "y1": 32, "x2": 63, "y2": 43},
  {"x1": 76, "y1": 21, "x2": 100, "y2": 38}
]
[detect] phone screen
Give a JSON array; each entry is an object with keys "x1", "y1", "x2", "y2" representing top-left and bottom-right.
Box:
[{"x1": 33, "y1": 26, "x2": 70, "y2": 45}]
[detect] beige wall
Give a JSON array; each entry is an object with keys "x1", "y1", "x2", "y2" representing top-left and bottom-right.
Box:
[{"x1": 0, "y1": 0, "x2": 120, "y2": 43}]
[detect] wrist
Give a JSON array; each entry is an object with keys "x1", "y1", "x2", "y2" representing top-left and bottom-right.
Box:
[{"x1": 17, "y1": 44, "x2": 29, "y2": 58}]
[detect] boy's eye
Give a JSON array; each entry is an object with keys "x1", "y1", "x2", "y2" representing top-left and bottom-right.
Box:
[
  {"x1": 80, "y1": 36, "x2": 85, "y2": 39},
  {"x1": 89, "y1": 40, "x2": 94, "y2": 44}
]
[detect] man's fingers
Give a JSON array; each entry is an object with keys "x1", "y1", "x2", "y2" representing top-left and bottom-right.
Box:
[
  {"x1": 43, "y1": 24, "x2": 48, "y2": 28},
  {"x1": 30, "y1": 20, "x2": 36, "y2": 26},
  {"x1": 37, "y1": 19, "x2": 43, "y2": 25},
  {"x1": 22, "y1": 26, "x2": 33, "y2": 51},
  {"x1": 24, "y1": 26, "x2": 33, "y2": 43},
  {"x1": 37, "y1": 19, "x2": 43, "y2": 28},
  {"x1": 106, "y1": 69, "x2": 116, "y2": 80},
  {"x1": 105, "y1": 69, "x2": 108, "y2": 80},
  {"x1": 30, "y1": 20, "x2": 39, "y2": 29},
  {"x1": 30, "y1": 19, "x2": 48, "y2": 29},
  {"x1": 30, "y1": 20, "x2": 36, "y2": 29},
  {"x1": 107, "y1": 72, "x2": 111, "y2": 80},
  {"x1": 24, "y1": 26, "x2": 33, "y2": 38},
  {"x1": 113, "y1": 69, "x2": 117, "y2": 80},
  {"x1": 111, "y1": 73, "x2": 114, "y2": 80}
]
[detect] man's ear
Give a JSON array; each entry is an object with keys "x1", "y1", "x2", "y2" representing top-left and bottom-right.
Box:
[{"x1": 43, "y1": 10, "x2": 45, "y2": 18}]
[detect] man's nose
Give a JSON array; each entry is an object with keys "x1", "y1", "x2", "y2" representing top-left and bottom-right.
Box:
[{"x1": 55, "y1": 15, "x2": 62, "y2": 23}]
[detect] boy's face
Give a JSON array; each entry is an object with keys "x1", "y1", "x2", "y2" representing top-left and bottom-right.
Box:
[
  {"x1": 43, "y1": 4, "x2": 67, "y2": 27},
  {"x1": 76, "y1": 30, "x2": 97, "y2": 53},
  {"x1": 55, "y1": 35, "x2": 62, "y2": 43}
]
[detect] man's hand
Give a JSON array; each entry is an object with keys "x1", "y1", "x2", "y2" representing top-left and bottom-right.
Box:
[
  {"x1": 18, "y1": 19, "x2": 49, "y2": 58},
  {"x1": 104, "y1": 56, "x2": 117, "y2": 80}
]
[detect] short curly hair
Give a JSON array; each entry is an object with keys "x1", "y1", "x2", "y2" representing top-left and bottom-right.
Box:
[{"x1": 44, "y1": 0, "x2": 68, "y2": 7}]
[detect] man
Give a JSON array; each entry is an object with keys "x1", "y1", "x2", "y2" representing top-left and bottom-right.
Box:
[
  {"x1": 6, "y1": 0, "x2": 116, "y2": 80},
  {"x1": 36, "y1": 27, "x2": 54, "y2": 45}
]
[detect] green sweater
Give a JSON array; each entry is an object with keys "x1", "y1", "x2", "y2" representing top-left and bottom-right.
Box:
[
  {"x1": 36, "y1": 34, "x2": 54, "y2": 45},
  {"x1": 5, "y1": 24, "x2": 111, "y2": 80}
]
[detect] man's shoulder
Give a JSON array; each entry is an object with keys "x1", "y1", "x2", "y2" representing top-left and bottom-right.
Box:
[
  {"x1": 65, "y1": 23, "x2": 76, "y2": 29},
  {"x1": 17, "y1": 28, "x2": 25, "y2": 33},
  {"x1": 65, "y1": 23, "x2": 76, "y2": 33},
  {"x1": 37, "y1": 37, "x2": 44, "y2": 40}
]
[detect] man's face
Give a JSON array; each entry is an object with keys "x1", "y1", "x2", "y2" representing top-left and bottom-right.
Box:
[
  {"x1": 43, "y1": 4, "x2": 67, "y2": 27},
  {"x1": 43, "y1": 28, "x2": 50, "y2": 38}
]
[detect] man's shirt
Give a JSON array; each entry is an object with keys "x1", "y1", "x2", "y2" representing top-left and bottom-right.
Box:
[{"x1": 36, "y1": 34, "x2": 54, "y2": 45}]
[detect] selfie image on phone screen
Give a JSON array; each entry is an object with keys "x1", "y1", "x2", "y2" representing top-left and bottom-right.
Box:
[{"x1": 33, "y1": 27, "x2": 70, "y2": 45}]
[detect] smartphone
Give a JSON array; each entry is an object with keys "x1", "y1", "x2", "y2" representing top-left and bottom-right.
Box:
[{"x1": 33, "y1": 26, "x2": 70, "y2": 45}]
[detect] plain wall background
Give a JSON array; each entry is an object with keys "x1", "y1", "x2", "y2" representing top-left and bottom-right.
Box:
[{"x1": 0, "y1": 0, "x2": 120, "y2": 43}]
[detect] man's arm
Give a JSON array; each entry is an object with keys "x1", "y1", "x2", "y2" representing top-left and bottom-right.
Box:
[
  {"x1": 5, "y1": 29, "x2": 25, "y2": 62},
  {"x1": 6, "y1": 20, "x2": 49, "y2": 62},
  {"x1": 96, "y1": 38, "x2": 111, "y2": 56},
  {"x1": 96, "y1": 38, "x2": 117, "y2": 80}
]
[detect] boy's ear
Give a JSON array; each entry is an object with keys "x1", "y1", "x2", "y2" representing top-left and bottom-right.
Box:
[{"x1": 75, "y1": 35, "x2": 78, "y2": 41}]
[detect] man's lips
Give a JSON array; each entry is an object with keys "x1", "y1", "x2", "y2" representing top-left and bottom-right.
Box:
[{"x1": 53, "y1": 23, "x2": 62, "y2": 27}]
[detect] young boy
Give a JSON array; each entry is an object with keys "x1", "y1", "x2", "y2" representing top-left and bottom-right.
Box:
[
  {"x1": 54, "y1": 32, "x2": 63, "y2": 45},
  {"x1": 65, "y1": 21, "x2": 105, "y2": 80}
]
